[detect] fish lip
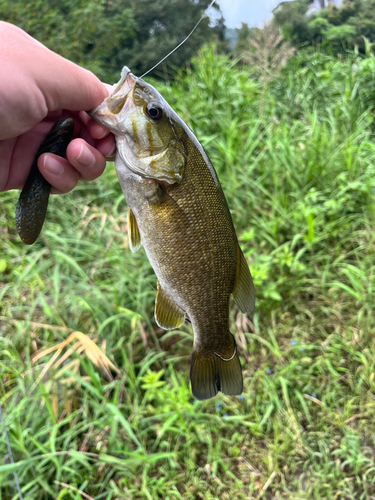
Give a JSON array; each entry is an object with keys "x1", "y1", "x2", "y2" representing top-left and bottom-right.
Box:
[
  {"x1": 112, "y1": 66, "x2": 132, "y2": 95},
  {"x1": 87, "y1": 66, "x2": 136, "y2": 127}
]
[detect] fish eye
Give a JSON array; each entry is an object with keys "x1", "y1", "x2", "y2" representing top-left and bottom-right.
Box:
[{"x1": 145, "y1": 103, "x2": 163, "y2": 121}]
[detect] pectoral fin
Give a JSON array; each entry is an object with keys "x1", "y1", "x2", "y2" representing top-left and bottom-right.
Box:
[
  {"x1": 127, "y1": 208, "x2": 142, "y2": 252},
  {"x1": 155, "y1": 282, "x2": 185, "y2": 330},
  {"x1": 232, "y1": 247, "x2": 255, "y2": 314}
]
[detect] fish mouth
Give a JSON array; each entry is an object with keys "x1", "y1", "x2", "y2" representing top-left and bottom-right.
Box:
[{"x1": 87, "y1": 66, "x2": 136, "y2": 130}]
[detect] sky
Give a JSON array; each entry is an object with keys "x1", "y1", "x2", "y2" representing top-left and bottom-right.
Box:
[{"x1": 215, "y1": 0, "x2": 294, "y2": 29}]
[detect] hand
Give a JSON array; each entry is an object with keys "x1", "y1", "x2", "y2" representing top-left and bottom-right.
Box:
[{"x1": 0, "y1": 21, "x2": 116, "y2": 194}]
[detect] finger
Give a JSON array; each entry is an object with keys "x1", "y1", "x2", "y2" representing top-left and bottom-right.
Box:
[
  {"x1": 0, "y1": 23, "x2": 108, "y2": 131},
  {"x1": 96, "y1": 134, "x2": 116, "y2": 160},
  {"x1": 78, "y1": 111, "x2": 111, "y2": 140},
  {"x1": 0, "y1": 137, "x2": 15, "y2": 191},
  {"x1": 38, "y1": 153, "x2": 79, "y2": 194},
  {"x1": 38, "y1": 61, "x2": 107, "y2": 113},
  {"x1": 1, "y1": 125, "x2": 49, "y2": 190},
  {"x1": 65, "y1": 139, "x2": 107, "y2": 181},
  {"x1": 6, "y1": 27, "x2": 107, "y2": 112}
]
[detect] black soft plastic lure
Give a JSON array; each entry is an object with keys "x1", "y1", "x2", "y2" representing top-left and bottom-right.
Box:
[{"x1": 15, "y1": 117, "x2": 74, "y2": 245}]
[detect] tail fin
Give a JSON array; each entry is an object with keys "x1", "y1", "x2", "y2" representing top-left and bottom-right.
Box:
[{"x1": 189, "y1": 335, "x2": 243, "y2": 401}]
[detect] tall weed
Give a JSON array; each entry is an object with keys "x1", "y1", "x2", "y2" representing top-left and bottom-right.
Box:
[{"x1": 2, "y1": 45, "x2": 375, "y2": 498}]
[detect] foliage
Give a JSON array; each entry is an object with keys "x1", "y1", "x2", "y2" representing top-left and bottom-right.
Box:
[
  {"x1": 274, "y1": 0, "x2": 375, "y2": 53},
  {"x1": 116, "y1": 0, "x2": 226, "y2": 77},
  {"x1": 233, "y1": 22, "x2": 253, "y2": 57},
  {"x1": 0, "y1": 0, "x2": 224, "y2": 81},
  {"x1": 273, "y1": 0, "x2": 313, "y2": 45},
  {"x1": 3, "y1": 44, "x2": 375, "y2": 498},
  {"x1": 237, "y1": 23, "x2": 295, "y2": 117},
  {"x1": 0, "y1": 0, "x2": 136, "y2": 82}
]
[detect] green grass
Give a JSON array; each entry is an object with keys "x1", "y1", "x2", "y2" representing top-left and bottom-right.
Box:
[{"x1": 2, "y1": 45, "x2": 375, "y2": 498}]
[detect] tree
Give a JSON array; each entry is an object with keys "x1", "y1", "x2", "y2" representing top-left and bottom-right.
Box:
[
  {"x1": 233, "y1": 22, "x2": 253, "y2": 58},
  {"x1": 273, "y1": 0, "x2": 375, "y2": 53},
  {"x1": 273, "y1": 0, "x2": 313, "y2": 45},
  {"x1": 0, "y1": 0, "x2": 225, "y2": 81},
  {"x1": 0, "y1": 0, "x2": 136, "y2": 82},
  {"x1": 117, "y1": 0, "x2": 225, "y2": 77}
]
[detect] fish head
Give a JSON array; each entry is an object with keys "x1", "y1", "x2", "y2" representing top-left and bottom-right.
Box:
[{"x1": 89, "y1": 67, "x2": 186, "y2": 184}]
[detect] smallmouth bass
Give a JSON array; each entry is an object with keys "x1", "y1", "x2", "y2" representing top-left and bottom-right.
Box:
[{"x1": 89, "y1": 67, "x2": 255, "y2": 400}]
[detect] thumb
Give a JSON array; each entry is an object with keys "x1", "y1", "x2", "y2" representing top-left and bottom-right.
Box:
[
  {"x1": 32, "y1": 49, "x2": 108, "y2": 113},
  {"x1": 2, "y1": 21, "x2": 108, "y2": 113}
]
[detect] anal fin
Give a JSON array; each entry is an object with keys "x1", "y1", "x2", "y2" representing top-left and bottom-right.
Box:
[
  {"x1": 155, "y1": 281, "x2": 185, "y2": 330},
  {"x1": 232, "y1": 247, "x2": 255, "y2": 314},
  {"x1": 127, "y1": 207, "x2": 141, "y2": 252}
]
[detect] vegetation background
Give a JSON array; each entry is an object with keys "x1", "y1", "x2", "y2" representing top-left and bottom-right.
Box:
[{"x1": 2, "y1": 0, "x2": 375, "y2": 498}]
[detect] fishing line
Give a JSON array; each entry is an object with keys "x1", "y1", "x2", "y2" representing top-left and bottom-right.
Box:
[
  {"x1": 0, "y1": 402, "x2": 24, "y2": 499},
  {"x1": 140, "y1": 0, "x2": 217, "y2": 77}
]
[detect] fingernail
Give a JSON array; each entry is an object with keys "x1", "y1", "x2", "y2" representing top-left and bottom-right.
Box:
[
  {"x1": 76, "y1": 144, "x2": 95, "y2": 167},
  {"x1": 97, "y1": 128, "x2": 109, "y2": 140},
  {"x1": 44, "y1": 155, "x2": 64, "y2": 175},
  {"x1": 107, "y1": 143, "x2": 116, "y2": 157}
]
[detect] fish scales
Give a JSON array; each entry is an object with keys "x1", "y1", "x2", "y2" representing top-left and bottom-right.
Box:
[
  {"x1": 123, "y1": 138, "x2": 237, "y2": 348},
  {"x1": 89, "y1": 67, "x2": 255, "y2": 400}
]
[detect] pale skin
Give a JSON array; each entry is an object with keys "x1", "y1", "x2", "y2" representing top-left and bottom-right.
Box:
[{"x1": 0, "y1": 21, "x2": 115, "y2": 194}]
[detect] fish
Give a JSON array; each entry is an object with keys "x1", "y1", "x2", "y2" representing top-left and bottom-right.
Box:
[
  {"x1": 89, "y1": 67, "x2": 255, "y2": 400},
  {"x1": 16, "y1": 117, "x2": 74, "y2": 245}
]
